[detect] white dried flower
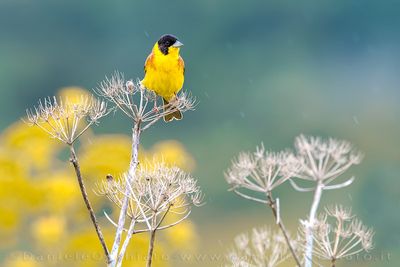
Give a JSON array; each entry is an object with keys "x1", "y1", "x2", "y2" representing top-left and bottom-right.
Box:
[
  {"x1": 225, "y1": 144, "x2": 302, "y2": 196},
  {"x1": 226, "y1": 226, "x2": 296, "y2": 267},
  {"x1": 299, "y1": 205, "x2": 374, "y2": 263},
  {"x1": 25, "y1": 96, "x2": 108, "y2": 144},
  {"x1": 96, "y1": 161, "x2": 203, "y2": 229},
  {"x1": 293, "y1": 135, "x2": 363, "y2": 185},
  {"x1": 96, "y1": 71, "x2": 195, "y2": 129}
]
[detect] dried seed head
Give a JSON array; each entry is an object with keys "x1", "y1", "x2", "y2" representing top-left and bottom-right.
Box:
[
  {"x1": 325, "y1": 205, "x2": 353, "y2": 221},
  {"x1": 291, "y1": 135, "x2": 363, "y2": 190},
  {"x1": 25, "y1": 96, "x2": 108, "y2": 144},
  {"x1": 95, "y1": 71, "x2": 195, "y2": 130},
  {"x1": 126, "y1": 80, "x2": 135, "y2": 93},
  {"x1": 226, "y1": 226, "x2": 297, "y2": 267},
  {"x1": 300, "y1": 205, "x2": 374, "y2": 262},
  {"x1": 96, "y1": 161, "x2": 202, "y2": 226},
  {"x1": 133, "y1": 162, "x2": 202, "y2": 210},
  {"x1": 225, "y1": 145, "x2": 302, "y2": 194}
]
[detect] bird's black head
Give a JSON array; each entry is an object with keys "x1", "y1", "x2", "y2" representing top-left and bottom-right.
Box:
[{"x1": 157, "y1": 34, "x2": 183, "y2": 55}]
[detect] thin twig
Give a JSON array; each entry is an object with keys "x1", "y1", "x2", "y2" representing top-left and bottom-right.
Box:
[
  {"x1": 266, "y1": 191, "x2": 301, "y2": 267},
  {"x1": 146, "y1": 205, "x2": 172, "y2": 267},
  {"x1": 232, "y1": 189, "x2": 269, "y2": 204},
  {"x1": 146, "y1": 229, "x2": 157, "y2": 267},
  {"x1": 69, "y1": 145, "x2": 110, "y2": 262}
]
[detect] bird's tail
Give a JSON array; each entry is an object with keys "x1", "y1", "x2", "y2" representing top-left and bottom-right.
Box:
[{"x1": 163, "y1": 98, "x2": 182, "y2": 122}]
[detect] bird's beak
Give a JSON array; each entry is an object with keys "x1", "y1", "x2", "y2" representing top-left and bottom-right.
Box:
[{"x1": 172, "y1": 40, "x2": 184, "y2": 47}]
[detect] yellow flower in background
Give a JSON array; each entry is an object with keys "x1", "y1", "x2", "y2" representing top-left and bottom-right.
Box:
[
  {"x1": 40, "y1": 173, "x2": 80, "y2": 213},
  {"x1": 0, "y1": 205, "x2": 19, "y2": 248},
  {"x1": 0, "y1": 156, "x2": 41, "y2": 213},
  {"x1": 0, "y1": 206, "x2": 19, "y2": 231},
  {"x1": 79, "y1": 135, "x2": 133, "y2": 180},
  {"x1": 58, "y1": 86, "x2": 91, "y2": 104},
  {"x1": 15, "y1": 179, "x2": 43, "y2": 213},
  {"x1": 149, "y1": 140, "x2": 195, "y2": 171},
  {"x1": 0, "y1": 147, "x2": 28, "y2": 180},
  {"x1": 162, "y1": 206, "x2": 199, "y2": 252},
  {"x1": 120, "y1": 234, "x2": 168, "y2": 267},
  {"x1": 3, "y1": 252, "x2": 39, "y2": 267},
  {"x1": 62, "y1": 227, "x2": 169, "y2": 267},
  {"x1": 31, "y1": 215, "x2": 66, "y2": 247},
  {"x1": 164, "y1": 220, "x2": 199, "y2": 252},
  {"x1": 2, "y1": 121, "x2": 61, "y2": 171},
  {"x1": 80, "y1": 137, "x2": 195, "y2": 180}
]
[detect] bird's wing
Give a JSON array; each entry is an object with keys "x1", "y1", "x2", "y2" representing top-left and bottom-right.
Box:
[
  {"x1": 178, "y1": 56, "x2": 185, "y2": 75},
  {"x1": 144, "y1": 53, "x2": 155, "y2": 74}
]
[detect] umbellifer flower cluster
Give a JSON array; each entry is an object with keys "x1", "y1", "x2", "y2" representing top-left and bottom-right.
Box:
[
  {"x1": 300, "y1": 205, "x2": 374, "y2": 266},
  {"x1": 96, "y1": 161, "x2": 203, "y2": 267},
  {"x1": 226, "y1": 226, "x2": 297, "y2": 267},
  {"x1": 224, "y1": 135, "x2": 372, "y2": 267},
  {"x1": 225, "y1": 144, "x2": 302, "y2": 202},
  {"x1": 24, "y1": 71, "x2": 198, "y2": 267},
  {"x1": 292, "y1": 135, "x2": 363, "y2": 189},
  {"x1": 291, "y1": 135, "x2": 364, "y2": 267},
  {"x1": 94, "y1": 72, "x2": 197, "y2": 267},
  {"x1": 97, "y1": 161, "x2": 203, "y2": 225},
  {"x1": 25, "y1": 96, "x2": 108, "y2": 144},
  {"x1": 96, "y1": 72, "x2": 195, "y2": 130}
]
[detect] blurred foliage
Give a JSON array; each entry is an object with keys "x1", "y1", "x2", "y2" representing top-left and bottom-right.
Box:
[{"x1": 0, "y1": 88, "x2": 198, "y2": 266}]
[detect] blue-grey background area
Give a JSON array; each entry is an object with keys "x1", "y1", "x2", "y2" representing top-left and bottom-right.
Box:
[{"x1": 1, "y1": 0, "x2": 399, "y2": 266}]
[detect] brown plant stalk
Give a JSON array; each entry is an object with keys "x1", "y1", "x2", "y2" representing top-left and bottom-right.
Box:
[
  {"x1": 146, "y1": 204, "x2": 171, "y2": 267},
  {"x1": 266, "y1": 191, "x2": 301, "y2": 267},
  {"x1": 69, "y1": 145, "x2": 110, "y2": 262}
]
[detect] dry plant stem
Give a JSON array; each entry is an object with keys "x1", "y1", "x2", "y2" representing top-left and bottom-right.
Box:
[
  {"x1": 69, "y1": 145, "x2": 110, "y2": 262},
  {"x1": 109, "y1": 121, "x2": 141, "y2": 267},
  {"x1": 304, "y1": 181, "x2": 324, "y2": 267},
  {"x1": 116, "y1": 219, "x2": 136, "y2": 267},
  {"x1": 266, "y1": 191, "x2": 301, "y2": 267},
  {"x1": 331, "y1": 258, "x2": 336, "y2": 267},
  {"x1": 146, "y1": 230, "x2": 157, "y2": 267},
  {"x1": 146, "y1": 205, "x2": 171, "y2": 267}
]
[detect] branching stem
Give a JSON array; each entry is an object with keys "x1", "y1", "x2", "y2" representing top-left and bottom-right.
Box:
[
  {"x1": 109, "y1": 121, "x2": 141, "y2": 267},
  {"x1": 116, "y1": 218, "x2": 136, "y2": 267},
  {"x1": 146, "y1": 205, "x2": 171, "y2": 267}
]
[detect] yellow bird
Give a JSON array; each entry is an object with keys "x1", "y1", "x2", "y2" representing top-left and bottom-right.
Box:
[{"x1": 141, "y1": 34, "x2": 185, "y2": 122}]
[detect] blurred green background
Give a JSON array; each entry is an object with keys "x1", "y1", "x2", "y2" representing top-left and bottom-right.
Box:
[{"x1": 1, "y1": 0, "x2": 399, "y2": 266}]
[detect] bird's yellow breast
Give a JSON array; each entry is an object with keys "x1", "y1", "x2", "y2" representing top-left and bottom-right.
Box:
[{"x1": 142, "y1": 43, "x2": 184, "y2": 101}]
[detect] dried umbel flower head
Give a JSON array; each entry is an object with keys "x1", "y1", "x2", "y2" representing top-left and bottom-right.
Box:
[
  {"x1": 25, "y1": 96, "x2": 108, "y2": 145},
  {"x1": 226, "y1": 226, "x2": 297, "y2": 267},
  {"x1": 96, "y1": 72, "x2": 195, "y2": 130},
  {"x1": 97, "y1": 161, "x2": 203, "y2": 228},
  {"x1": 136, "y1": 162, "x2": 202, "y2": 208},
  {"x1": 292, "y1": 135, "x2": 363, "y2": 190},
  {"x1": 225, "y1": 144, "x2": 302, "y2": 197},
  {"x1": 299, "y1": 205, "x2": 374, "y2": 263}
]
